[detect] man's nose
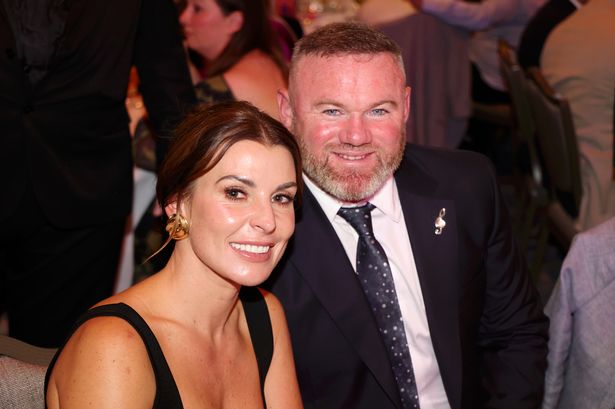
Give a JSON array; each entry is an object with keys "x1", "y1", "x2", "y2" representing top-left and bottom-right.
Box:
[{"x1": 339, "y1": 114, "x2": 371, "y2": 146}]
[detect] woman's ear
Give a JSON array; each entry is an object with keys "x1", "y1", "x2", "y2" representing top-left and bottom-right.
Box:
[
  {"x1": 226, "y1": 11, "x2": 244, "y2": 34},
  {"x1": 165, "y1": 202, "x2": 177, "y2": 218}
]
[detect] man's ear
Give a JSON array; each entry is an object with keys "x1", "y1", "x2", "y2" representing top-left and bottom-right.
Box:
[
  {"x1": 404, "y1": 86, "x2": 411, "y2": 123},
  {"x1": 277, "y1": 89, "x2": 293, "y2": 129}
]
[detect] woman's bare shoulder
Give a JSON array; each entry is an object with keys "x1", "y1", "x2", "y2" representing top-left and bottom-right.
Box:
[{"x1": 47, "y1": 313, "x2": 155, "y2": 409}]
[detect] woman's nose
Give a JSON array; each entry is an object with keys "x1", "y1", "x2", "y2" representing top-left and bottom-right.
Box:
[
  {"x1": 250, "y1": 200, "x2": 276, "y2": 233},
  {"x1": 179, "y1": 7, "x2": 190, "y2": 26}
]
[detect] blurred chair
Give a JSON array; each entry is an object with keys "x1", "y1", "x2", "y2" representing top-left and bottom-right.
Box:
[
  {"x1": 0, "y1": 335, "x2": 56, "y2": 409},
  {"x1": 497, "y1": 39, "x2": 548, "y2": 275},
  {"x1": 525, "y1": 66, "x2": 581, "y2": 257}
]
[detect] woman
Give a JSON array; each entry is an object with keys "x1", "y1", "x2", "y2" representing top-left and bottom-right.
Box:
[
  {"x1": 45, "y1": 101, "x2": 304, "y2": 409},
  {"x1": 180, "y1": 0, "x2": 288, "y2": 119}
]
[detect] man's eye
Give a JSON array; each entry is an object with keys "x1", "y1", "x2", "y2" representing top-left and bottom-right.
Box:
[
  {"x1": 370, "y1": 108, "x2": 388, "y2": 116},
  {"x1": 323, "y1": 109, "x2": 342, "y2": 116}
]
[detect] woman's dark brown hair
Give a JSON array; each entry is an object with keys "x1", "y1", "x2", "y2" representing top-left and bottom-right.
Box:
[
  {"x1": 157, "y1": 101, "x2": 302, "y2": 212},
  {"x1": 205, "y1": 0, "x2": 286, "y2": 77}
]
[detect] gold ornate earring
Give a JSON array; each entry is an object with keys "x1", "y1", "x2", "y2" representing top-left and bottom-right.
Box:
[{"x1": 165, "y1": 213, "x2": 190, "y2": 240}]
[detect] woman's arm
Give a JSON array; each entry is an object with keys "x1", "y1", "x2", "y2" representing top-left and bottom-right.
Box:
[
  {"x1": 46, "y1": 317, "x2": 156, "y2": 409},
  {"x1": 260, "y1": 290, "x2": 303, "y2": 409}
]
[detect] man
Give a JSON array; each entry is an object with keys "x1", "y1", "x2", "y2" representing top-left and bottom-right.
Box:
[
  {"x1": 0, "y1": 0, "x2": 196, "y2": 347},
  {"x1": 542, "y1": 217, "x2": 615, "y2": 409},
  {"x1": 266, "y1": 22, "x2": 548, "y2": 409},
  {"x1": 407, "y1": 0, "x2": 545, "y2": 104}
]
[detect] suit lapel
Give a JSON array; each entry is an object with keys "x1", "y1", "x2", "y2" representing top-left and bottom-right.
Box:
[
  {"x1": 291, "y1": 188, "x2": 403, "y2": 409},
  {"x1": 395, "y1": 158, "x2": 462, "y2": 409}
]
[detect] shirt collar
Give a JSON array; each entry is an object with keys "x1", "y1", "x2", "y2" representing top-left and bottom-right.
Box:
[{"x1": 303, "y1": 173, "x2": 403, "y2": 224}]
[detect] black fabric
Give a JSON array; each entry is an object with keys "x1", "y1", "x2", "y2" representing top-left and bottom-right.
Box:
[
  {"x1": 1, "y1": 0, "x2": 69, "y2": 84},
  {"x1": 44, "y1": 303, "x2": 183, "y2": 409},
  {"x1": 471, "y1": 63, "x2": 510, "y2": 104},
  {"x1": 240, "y1": 286, "x2": 274, "y2": 406},
  {"x1": 517, "y1": 0, "x2": 577, "y2": 69},
  {"x1": 1, "y1": 180, "x2": 124, "y2": 348},
  {"x1": 44, "y1": 288, "x2": 272, "y2": 407}
]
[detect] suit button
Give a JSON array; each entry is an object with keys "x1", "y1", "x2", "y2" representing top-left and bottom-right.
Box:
[
  {"x1": 23, "y1": 105, "x2": 33, "y2": 113},
  {"x1": 5, "y1": 48, "x2": 16, "y2": 59}
]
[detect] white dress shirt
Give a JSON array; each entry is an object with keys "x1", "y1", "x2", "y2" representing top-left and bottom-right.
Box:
[{"x1": 304, "y1": 175, "x2": 450, "y2": 408}]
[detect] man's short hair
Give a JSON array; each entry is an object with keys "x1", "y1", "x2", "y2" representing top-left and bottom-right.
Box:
[
  {"x1": 289, "y1": 22, "x2": 405, "y2": 84},
  {"x1": 292, "y1": 21, "x2": 402, "y2": 61}
]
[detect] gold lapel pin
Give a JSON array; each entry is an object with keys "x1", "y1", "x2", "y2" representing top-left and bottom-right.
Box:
[{"x1": 434, "y1": 208, "x2": 446, "y2": 235}]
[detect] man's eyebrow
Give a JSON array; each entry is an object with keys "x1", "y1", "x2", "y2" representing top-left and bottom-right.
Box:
[
  {"x1": 313, "y1": 100, "x2": 399, "y2": 109},
  {"x1": 314, "y1": 100, "x2": 345, "y2": 109}
]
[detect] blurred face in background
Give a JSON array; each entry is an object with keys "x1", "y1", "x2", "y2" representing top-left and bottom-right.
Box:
[{"x1": 179, "y1": 0, "x2": 243, "y2": 60}]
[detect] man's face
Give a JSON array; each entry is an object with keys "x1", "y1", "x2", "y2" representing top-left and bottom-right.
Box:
[{"x1": 279, "y1": 53, "x2": 410, "y2": 203}]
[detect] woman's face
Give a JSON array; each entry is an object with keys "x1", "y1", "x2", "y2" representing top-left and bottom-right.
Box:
[
  {"x1": 173, "y1": 140, "x2": 297, "y2": 287},
  {"x1": 179, "y1": 0, "x2": 242, "y2": 61}
]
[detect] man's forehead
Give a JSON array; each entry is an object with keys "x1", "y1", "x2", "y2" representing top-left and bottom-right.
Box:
[
  {"x1": 289, "y1": 52, "x2": 406, "y2": 99},
  {"x1": 294, "y1": 52, "x2": 397, "y2": 68}
]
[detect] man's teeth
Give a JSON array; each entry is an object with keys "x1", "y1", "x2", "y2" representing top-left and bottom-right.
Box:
[
  {"x1": 339, "y1": 153, "x2": 366, "y2": 160},
  {"x1": 230, "y1": 243, "x2": 270, "y2": 254}
]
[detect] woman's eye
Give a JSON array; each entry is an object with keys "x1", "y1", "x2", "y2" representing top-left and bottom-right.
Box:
[
  {"x1": 273, "y1": 193, "x2": 294, "y2": 205},
  {"x1": 224, "y1": 187, "x2": 246, "y2": 200}
]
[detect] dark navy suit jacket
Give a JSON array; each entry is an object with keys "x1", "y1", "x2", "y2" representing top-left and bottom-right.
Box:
[{"x1": 265, "y1": 145, "x2": 548, "y2": 409}]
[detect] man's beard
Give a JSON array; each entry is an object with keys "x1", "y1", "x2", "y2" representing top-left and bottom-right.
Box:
[{"x1": 297, "y1": 132, "x2": 406, "y2": 203}]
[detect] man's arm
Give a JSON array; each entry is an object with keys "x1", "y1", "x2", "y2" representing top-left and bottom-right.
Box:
[
  {"x1": 406, "y1": 0, "x2": 517, "y2": 31},
  {"x1": 478, "y1": 158, "x2": 549, "y2": 408},
  {"x1": 133, "y1": 0, "x2": 196, "y2": 168}
]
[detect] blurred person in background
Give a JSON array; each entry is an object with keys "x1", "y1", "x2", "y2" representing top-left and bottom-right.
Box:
[
  {"x1": 517, "y1": 0, "x2": 584, "y2": 70},
  {"x1": 0, "y1": 0, "x2": 195, "y2": 348},
  {"x1": 541, "y1": 0, "x2": 615, "y2": 231},
  {"x1": 180, "y1": 0, "x2": 288, "y2": 118},
  {"x1": 542, "y1": 216, "x2": 615, "y2": 409}
]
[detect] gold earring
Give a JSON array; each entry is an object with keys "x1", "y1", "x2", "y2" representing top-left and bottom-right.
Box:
[{"x1": 166, "y1": 214, "x2": 190, "y2": 240}]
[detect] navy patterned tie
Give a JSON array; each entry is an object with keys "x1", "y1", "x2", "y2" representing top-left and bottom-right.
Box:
[{"x1": 338, "y1": 204, "x2": 420, "y2": 409}]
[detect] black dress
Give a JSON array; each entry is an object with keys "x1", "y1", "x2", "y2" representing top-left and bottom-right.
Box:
[{"x1": 44, "y1": 286, "x2": 273, "y2": 408}]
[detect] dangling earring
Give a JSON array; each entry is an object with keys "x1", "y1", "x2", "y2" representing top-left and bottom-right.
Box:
[{"x1": 165, "y1": 213, "x2": 190, "y2": 240}]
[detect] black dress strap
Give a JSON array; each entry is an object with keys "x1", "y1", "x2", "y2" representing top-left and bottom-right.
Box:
[
  {"x1": 240, "y1": 286, "x2": 274, "y2": 406},
  {"x1": 44, "y1": 303, "x2": 183, "y2": 409}
]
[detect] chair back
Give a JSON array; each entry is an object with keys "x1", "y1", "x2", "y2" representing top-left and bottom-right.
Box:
[
  {"x1": 0, "y1": 335, "x2": 57, "y2": 409},
  {"x1": 498, "y1": 39, "x2": 543, "y2": 186},
  {"x1": 498, "y1": 39, "x2": 535, "y2": 145},
  {"x1": 525, "y1": 67, "x2": 583, "y2": 214}
]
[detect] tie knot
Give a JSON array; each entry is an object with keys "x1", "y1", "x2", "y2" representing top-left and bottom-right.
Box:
[{"x1": 338, "y1": 203, "x2": 375, "y2": 237}]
